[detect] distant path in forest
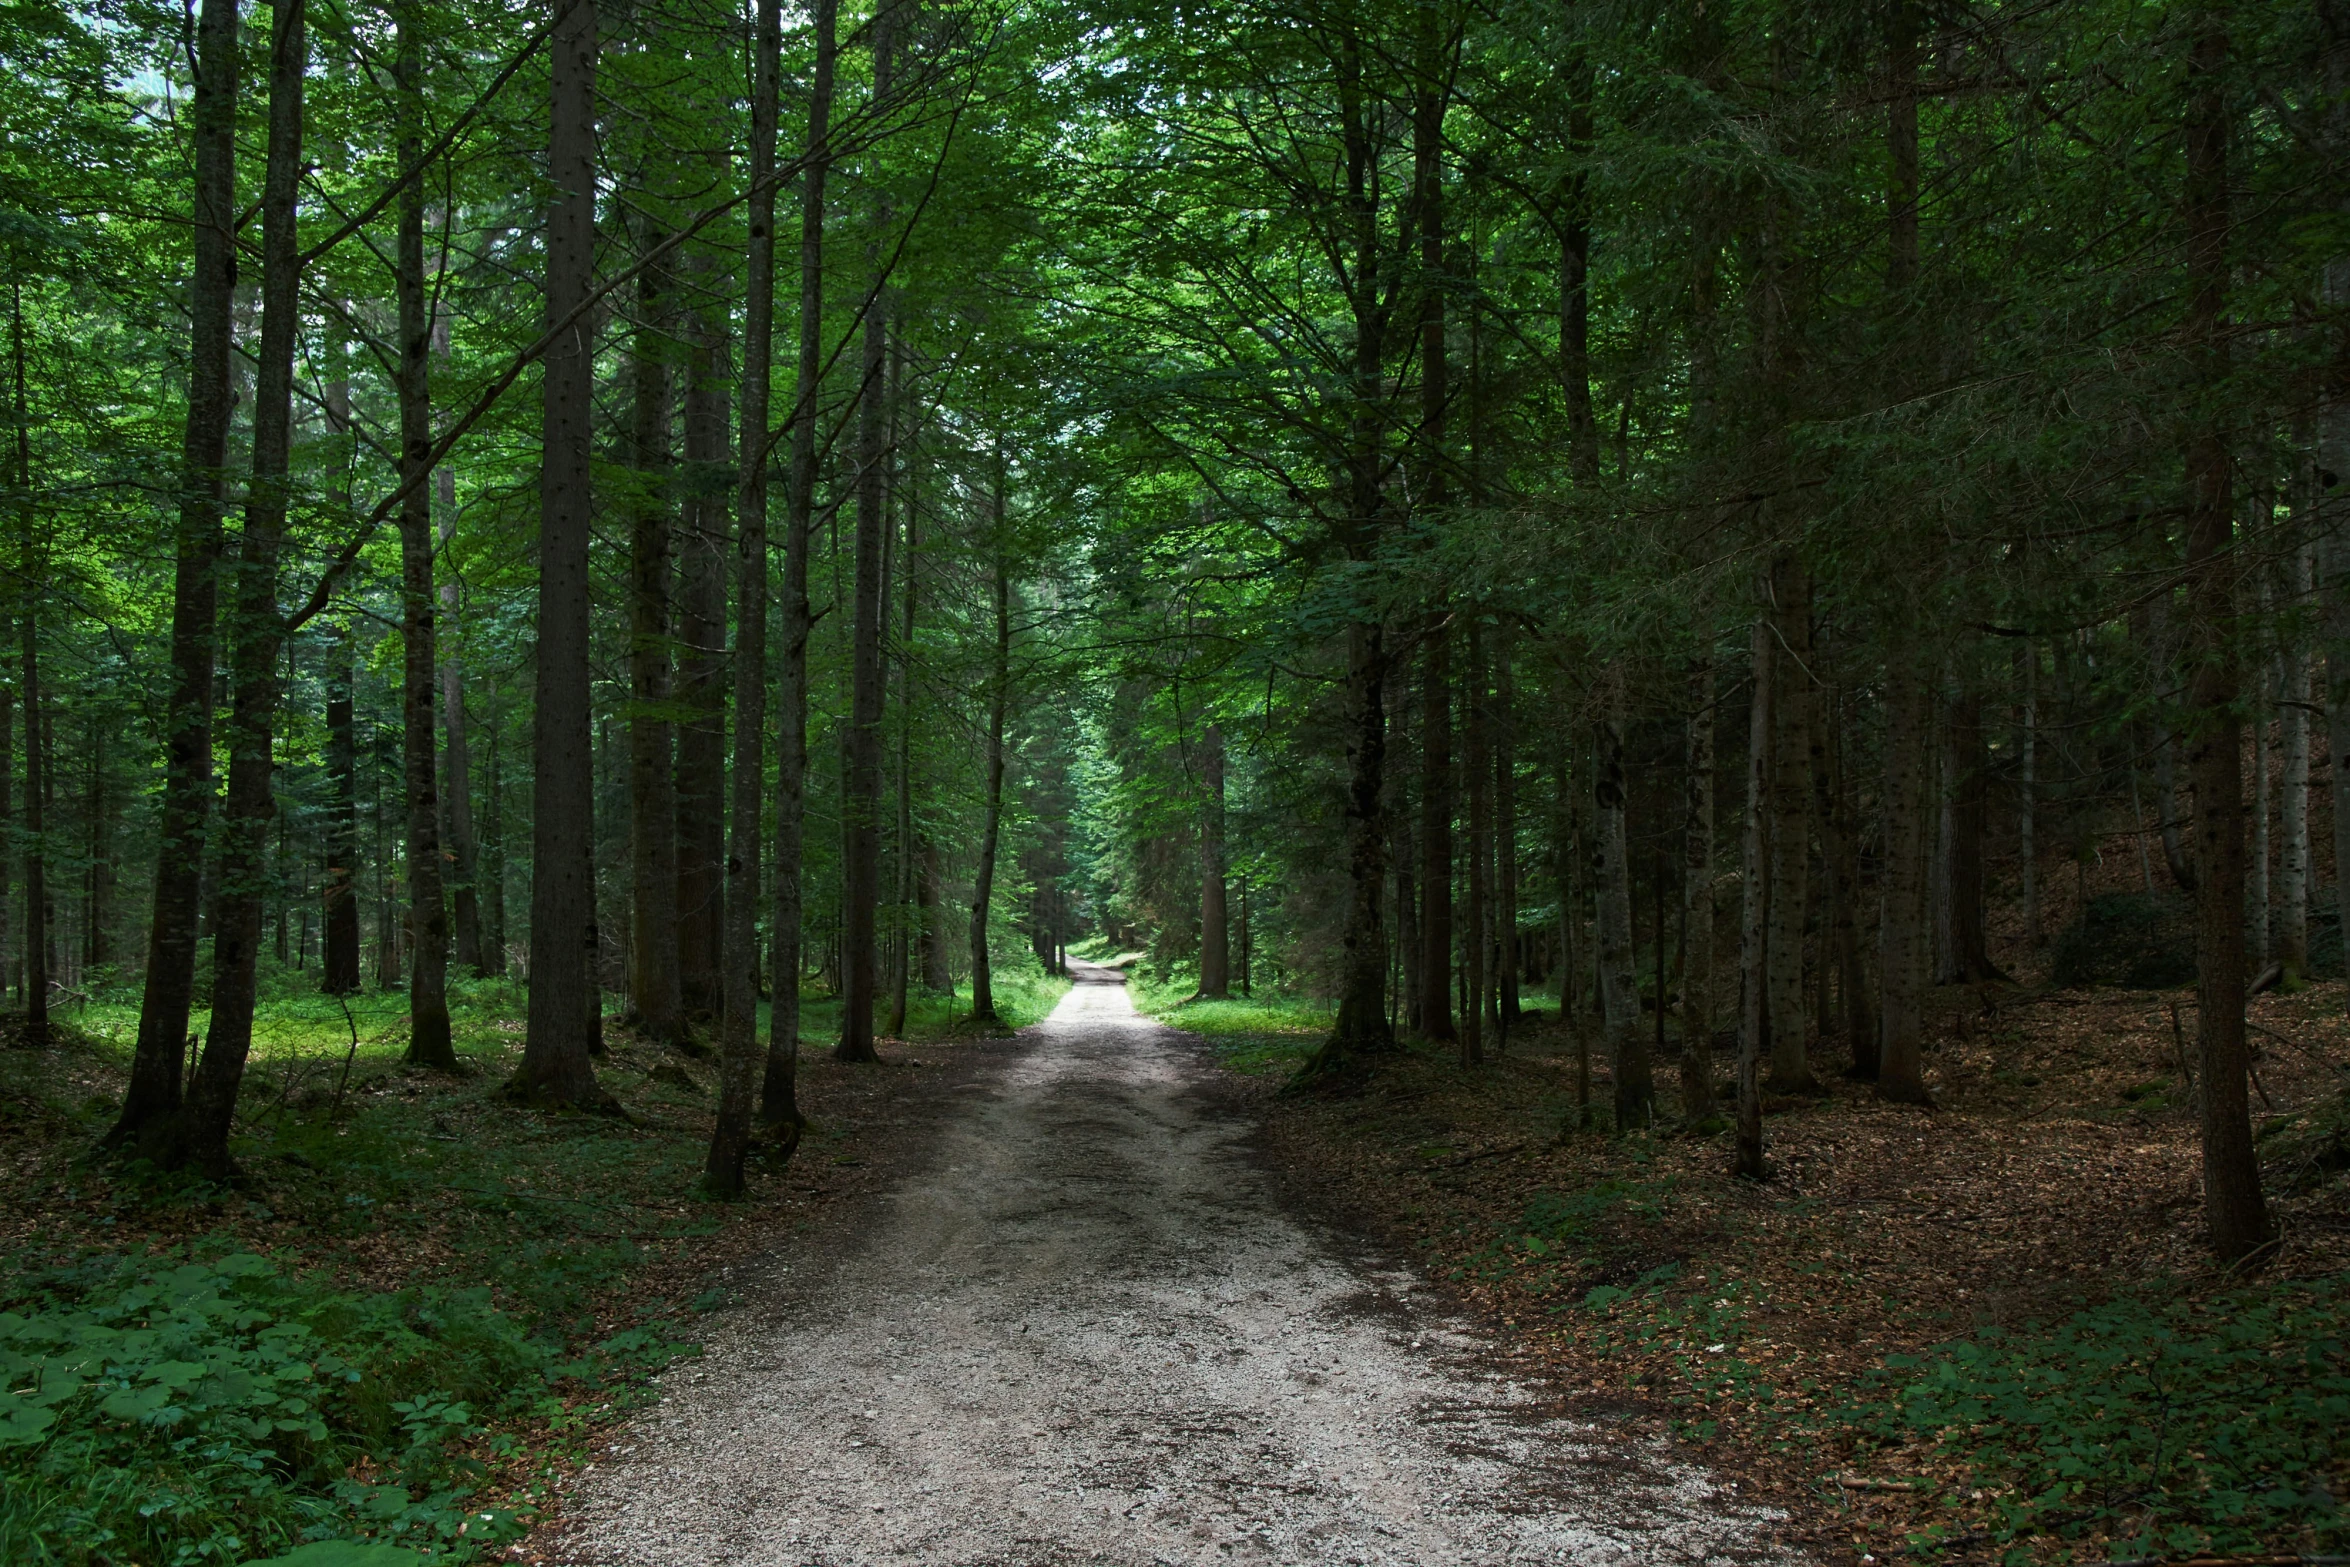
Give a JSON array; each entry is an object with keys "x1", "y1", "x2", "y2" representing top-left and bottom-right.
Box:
[{"x1": 555, "y1": 962, "x2": 1784, "y2": 1566}]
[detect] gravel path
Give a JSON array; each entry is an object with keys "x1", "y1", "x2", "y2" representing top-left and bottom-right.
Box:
[{"x1": 554, "y1": 964, "x2": 1784, "y2": 1566}]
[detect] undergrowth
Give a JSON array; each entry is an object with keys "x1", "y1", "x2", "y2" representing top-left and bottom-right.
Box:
[
  {"x1": 0, "y1": 1249, "x2": 693, "y2": 1566},
  {"x1": 1485, "y1": 1176, "x2": 2349, "y2": 1562},
  {"x1": 4, "y1": 952, "x2": 1074, "y2": 1564}
]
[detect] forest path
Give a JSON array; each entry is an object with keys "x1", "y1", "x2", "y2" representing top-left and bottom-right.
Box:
[{"x1": 555, "y1": 962, "x2": 1782, "y2": 1567}]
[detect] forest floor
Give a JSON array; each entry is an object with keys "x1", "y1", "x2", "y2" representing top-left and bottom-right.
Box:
[
  {"x1": 0, "y1": 968, "x2": 1070, "y2": 1566},
  {"x1": 5, "y1": 954, "x2": 2346, "y2": 1566},
  {"x1": 1144, "y1": 975, "x2": 2350, "y2": 1567},
  {"x1": 542, "y1": 961, "x2": 1784, "y2": 1567}
]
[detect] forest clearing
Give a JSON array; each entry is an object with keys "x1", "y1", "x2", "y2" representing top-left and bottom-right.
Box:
[{"x1": 4, "y1": 0, "x2": 2350, "y2": 1562}]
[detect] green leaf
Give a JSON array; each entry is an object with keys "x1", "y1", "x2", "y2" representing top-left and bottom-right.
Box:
[
  {"x1": 100, "y1": 1383, "x2": 175, "y2": 1422},
  {"x1": 240, "y1": 1543, "x2": 428, "y2": 1567},
  {"x1": 0, "y1": 1404, "x2": 57, "y2": 1446}
]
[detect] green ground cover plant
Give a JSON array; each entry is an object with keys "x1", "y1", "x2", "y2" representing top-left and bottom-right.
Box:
[
  {"x1": 1489, "y1": 1174, "x2": 2350, "y2": 1563},
  {"x1": 3, "y1": 957, "x2": 1066, "y2": 1566}
]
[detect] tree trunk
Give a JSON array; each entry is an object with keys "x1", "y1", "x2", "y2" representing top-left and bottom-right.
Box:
[
  {"x1": 1736, "y1": 614, "x2": 1772, "y2": 1177},
  {"x1": 1393, "y1": 793, "x2": 1418, "y2": 1030},
  {"x1": 1557, "y1": 747, "x2": 1591, "y2": 1125},
  {"x1": 2181, "y1": 11, "x2": 2271, "y2": 1262},
  {"x1": 1199, "y1": 723, "x2": 1230, "y2": 997},
  {"x1": 41, "y1": 707, "x2": 57, "y2": 991},
  {"x1": 1680, "y1": 653, "x2": 1716, "y2": 1120},
  {"x1": 1877, "y1": 663, "x2": 1932, "y2": 1104},
  {"x1": 967, "y1": 445, "x2": 1008, "y2": 1026},
  {"x1": 481, "y1": 694, "x2": 506, "y2": 973},
  {"x1": 171, "y1": 0, "x2": 306, "y2": 1173},
  {"x1": 1461, "y1": 622, "x2": 1489, "y2": 1068},
  {"x1": 111, "y1": 0, "x2": 236, "y2": 1147},
  {"x1": 919, "y1": 841, "x2": 947, "y2": 992},
  {"x1": 2152, "y1": 593, "x2": 2199, "y2": 895},
  {"x1": 440, "y1": 599, "x2": 485, "y2": 980},
  {"x1": 673, "y1": 462, "x2": 727, "y2": 1029},
  {"x1": 837, "y1": 9, "x2": 895, "y2": 1066},
  {"x1": 376, "y1": 723, "x2": 401, "y2": 986},
  {"x1": 2019, "y1": 644, "x2": 2040, "y2": 949},
  {"x1": 512, "y1": 0, "x2": 610, "y2": 1111},
  {"x1": 396, "y1": 12, "x2": 454, "y2": 1070},
  {"x1": 86, "y1": 717, "x2": 112, "y2": 972},
  {"x1": 1307, "y1": 38, "x2": 1398, "y2": 1076},
  {"x1": 14, "y1": 294, "x2": 46, "y2": 1039},
  {"x1": 1238, "y1": 878, "x2": 1251, "y2": 994},
  {"x1": 2252, "y1": 649, "x2": 2273, "y2": 971},
  {"x1": 323, "y1": 625, "x2": 359, "y2": 993},
  {"x1": 2280, "y1": 540, "x2": 2312, "y2": 982},
  {"x1": 0, "y1": 688, "x2": 13, "y2": 1004},
  {"x1": 1495, "y1": 624, "x2": 1520, "y2": 1030},
  {"x1": 1830, "y1": 681, "x2": 1873, "y2": 1068},
  {"x1": 1765, "y1": 556, "x2": 1815, "y2": 1092},
  {"x1": 1418, "y1": 620, "x2": 1454, "y2": 1041},
  {"x1": 13, "y1": 628, "x2": 38, "y2": 1028},
  {"x1": 1931, "y1": 684, "x2": 1998, "y2": 983},
  {"x1": 706, "y1": 0, "x2": 784, "y2": 1196},
  {"x1": 434, "y1": 308, "x2": 484, "y2": 977},
  {"x1": 1310, "y1": 620, "x2": 1392, "y2": 1069},
  {"x1": 625, "y1": 229, "x2": 684, "y2": 1047},
  {"x1": 1560, "y1": 55, "x2": 1599, "y2": 487},
  {"x1": 887, "y1": 482, "x2": 915, "y2": 1036},
  {"x1": 674, "y1": 253, "x2": 729, "y2": 1037},
  {"x1": 1595, "y1": 689, "x2": 1648, "y2": 1127},
  {"x1": 767, "y1": 0, "x2": 833, "y2": 1120},
  {"x1": 2326, "y1": 0, "x2": 2350, "y2": 1014},
  {"x1": 1808, "y1": 658, "x2": 1841, "y2": 1045}
]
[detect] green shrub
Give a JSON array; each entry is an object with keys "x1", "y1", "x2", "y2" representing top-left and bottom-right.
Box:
[
  {"x1": 1836, "y1": 1278, "x2": 2349, "y2": 1559},
  {"x1": 0, "y1": 1251, "x2": 576, "y2": 1565}
]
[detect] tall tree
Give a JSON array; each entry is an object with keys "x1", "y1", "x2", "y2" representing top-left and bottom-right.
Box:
[
  {"x1": 624, "y1": 224, "x2": 684, "y2": 1048},
  {"x1": 512, "y1": 0, "x2": 609, "y2": 1110},
  {"x1": 323, "y1": 623, "x2": 360, "y2": 993},
  {"x1": 707, "y1": 0, "x2": 784, "y2": 1196},
  {"x1": 968, "y1": 444, "x2": 1011, "y2": 1024},
  {"x1": 836, "y1": 0, "x2": 897, "y2": 1065},
  {"x1": 1763, "y1": 556, "x2": 1815, "y2": 1093},
  {"x1": 15, "y1": 285, "x2": 47, "y2": 1041},
  {"x1": 768, "y1": 0, "x2": 835, "y2": 1121},
  {"x1": 1877, "y1": 661, "x2": 1933, "y2": 1105},
  {"x1": 173, "y1": 0, "x2": 308, "y2": 1173},
  {"x1": 1680, "y1": 653, "x2": 1715, "y2": 1120},
  {"x1": 1198, "y1": 722, "x2": 1229, "y2": 997},
  {"x1": 1735, "y1": 615, "x2": 1772, "y2": 1177},
  {"x1": 1594, "y1": 691, "x2": 1647, "y2": 1126},
  {"x1": 1417, "y1": 628, "x2": 1453, "y2": 1042},
  {"x1": 1462, "y1": 622, "x2": 1490, "y2": 1067},
  {"x1": 108, "y1": 0, "x2": 238, "y2": 1151},
  {"x1": 2178, "y1": 9, "x2": 2270, "y2": 1262},
  {"x1": 396, "y1": 1, "x2": 455, "y2": 1069},
  {"x1": 1310, "y1": 28, "x2": 1399, "y2": 1074}
]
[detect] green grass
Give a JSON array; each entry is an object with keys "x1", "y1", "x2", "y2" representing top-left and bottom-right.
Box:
[
  {"x1": 1129, "y1": 966, "x2": 1330, "y2": 1075},
  {"x1": 787, "y1": 965, "x2": 1072, "y2": 1043}
]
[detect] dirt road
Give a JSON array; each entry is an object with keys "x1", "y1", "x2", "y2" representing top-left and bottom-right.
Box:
[{"x1": 555, "y1": 964, "x2": 1782, "y2": 1566}]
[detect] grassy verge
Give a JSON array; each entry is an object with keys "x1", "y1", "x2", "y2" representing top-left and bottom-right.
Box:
[
  {"x1": 2, "y1": 956, "x2": 1066, "y2": 1566},
  {"x1": 1128, "y1": 965, "x2": 1329, "y2": 1076}
]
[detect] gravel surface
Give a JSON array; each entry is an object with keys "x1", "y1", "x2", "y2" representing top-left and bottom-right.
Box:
[{"x1": 553, "y1": 964, "x2": 1786, "y2": 1566}]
